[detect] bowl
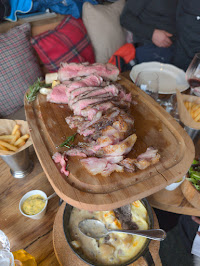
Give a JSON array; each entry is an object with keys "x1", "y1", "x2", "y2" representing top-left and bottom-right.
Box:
[
  {"x1": 165, "y1": 175, "x2": 186, "y2": 191},
  {"x1": 19, "y1": 190, "x2": 48, "y2": 220},
  {"x1": 63, "y1": 198, "x2": 154, "y2": 266}
]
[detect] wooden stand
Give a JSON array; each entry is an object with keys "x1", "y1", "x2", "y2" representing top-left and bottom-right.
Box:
[
  {"x1": 148, "y1": 185, "x2": 200, "y2": 216},
  {"x1": 181, "y1": 179, "x2": 200, "y2": 210},
  {"x1": 53, "y1": 203, "x2": 162, "y2": 266}
]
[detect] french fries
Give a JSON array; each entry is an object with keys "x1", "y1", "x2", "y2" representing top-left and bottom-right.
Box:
[
  {"x1": 0, "y1": 124, "x2": 30, "y2": 152},
  {"x1": 184, "y1": 101, "x2": 200, "y2": 122}
]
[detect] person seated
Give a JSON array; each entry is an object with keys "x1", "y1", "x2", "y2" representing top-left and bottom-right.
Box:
[
  {"x1": 171, "y1": 0, "x2": 200, "y2": 71},
  {"x1": 120, "y1": 0, "x2": 178, "y2": 64}
]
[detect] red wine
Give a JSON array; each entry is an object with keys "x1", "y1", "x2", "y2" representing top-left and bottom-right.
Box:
[{"x1": 188, "y1": 78, "x2": 200, "y2": 88}]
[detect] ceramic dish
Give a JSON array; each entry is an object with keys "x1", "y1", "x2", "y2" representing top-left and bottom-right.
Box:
[
  {"x1": 165, "y1": 175, "x2": 185, "y2": 191},
  {"x1": 130, "y1": 62, "x2": 189, "y2": 94},
  {"x1": 63, "y1": 199, "x2": 154, "y2": 266},
  {"x1": 19, "y1": 190, "x2": 48, "y2": 220}
]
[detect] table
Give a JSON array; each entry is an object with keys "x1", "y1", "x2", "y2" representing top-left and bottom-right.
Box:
[
  {"x1": 147, "y1": 123, "x2": 200, "y2": 216},
  {"x1": 0, "y1": 146, "x2": 59, "y2": 265},
  {"x1": 121, "y1": 72, "x2": 200, "y2": 216},
  {"x1": 1, "y1": 72, "x2": 199, "y2": 265},
  {"x1": 147, "y1": 187, "x2": 200, "y2": 216}
]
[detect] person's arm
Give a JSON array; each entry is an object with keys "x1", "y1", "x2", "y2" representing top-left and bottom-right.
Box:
[
  {"x1": 120, "y1": 0, "x2": 173, "y2": 47},
  {"x1": 192, "y1": 216, "x2": 200, "y2": 236},
  {"x1": 120, "y1": 0, "x2": 155, "y2": 41}
]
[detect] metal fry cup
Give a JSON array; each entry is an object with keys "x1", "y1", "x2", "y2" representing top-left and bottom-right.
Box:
[{"x1": 0, "y1": 147, "x2": 34, "y2": 178}]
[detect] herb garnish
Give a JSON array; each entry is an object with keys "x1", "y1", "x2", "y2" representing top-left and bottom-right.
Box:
[
  {"x1": 65, "y1": 164, "x2": 69, "y2": 171},
  {"x1": 59, "y1": 133, "x2": 77, "y2": 148},
  {"x1": 26, "y1": 78, "x2": 51, "y2": 102},
  {"x1": 187, "y1": 159, "x2": 200, "y2": 191}
]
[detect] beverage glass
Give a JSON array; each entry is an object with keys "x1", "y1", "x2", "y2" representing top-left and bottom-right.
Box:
[
  {"x1": 0, "y1": 249, "x2": 14, "y2": 266},
  {"x1": 0, "y1": 231, "x2": 10, "y2": 251},
  {"x1": 135, "y1": 71, "x2": 159, "y2": 101},
  {"x1": 186, "y1": 53, "x2": 200, "y2": 96}
]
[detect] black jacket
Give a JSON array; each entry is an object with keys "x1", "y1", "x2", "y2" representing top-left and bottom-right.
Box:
[
  {"x1": 176, "y1": 0, "x2": 200, "y2": 58},
  {"x1": 120, "y1": 0, "x2": 177, "y2": 43}
]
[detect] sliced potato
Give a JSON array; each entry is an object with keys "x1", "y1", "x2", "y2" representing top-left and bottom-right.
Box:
[
  {"x1": 12, "y1": 124, "x2": 20, "y2": 135},
  {"x1": 0, "y1": 140, "x2": 18, "y2": 151}
]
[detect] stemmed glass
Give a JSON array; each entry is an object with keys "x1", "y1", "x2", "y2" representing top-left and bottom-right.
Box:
[
  {"x1": 186, "y1": 53, "x2": 200, "y2": 96},
  {"x1": 135, "y1": 71, "x2": 159, "y2": 101}
]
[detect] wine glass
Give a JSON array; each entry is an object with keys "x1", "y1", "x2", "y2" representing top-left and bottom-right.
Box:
[
  {"x1": 186, "y1": 53, "x2": 200, "y2": 96},
  {"x1": 135, "y1": 71, "x2": 159, "y2": 101}
]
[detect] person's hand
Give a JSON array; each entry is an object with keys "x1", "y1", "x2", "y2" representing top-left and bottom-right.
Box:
[
  {"x1": 192, "y1": 216, "x2": 200, "y2": 236},
  {"x1": 152, "y1": 29, "x2": 173, "y2": 48}
]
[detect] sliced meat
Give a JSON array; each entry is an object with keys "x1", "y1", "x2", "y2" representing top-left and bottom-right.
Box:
[
  {"x1": 52, "y1": 152, "x2": 69, "y2": 176},
  {"x1": 69, "y1": 85, "x2": 119, "y2": 107},
  {"x1": 58, "y1": 62, "x2": 119, "y2": 81},
  {"x1": 71, "y1": 95, "x2": 114, "y2": 115},
  {"x1": 97, "y1": 134, "x2": 137, "y2": 157},
  {"x1": 79, "y1": 101, "x2": 114, "y2": 121},
  {"x1": 80, "y1": 157, "x2": 123, "y2": 177},
  {"x1": 101, "y1": 163, "x2": 123, "y2": 177},
  {"x1": 113, "y1": 205, "x2": 139, "y2": 230},
  {"x1": 66, "y1": 74, "x2": 103, "y2": 99},
  {"x1": 119, "y1": 158, "x2": 136, "y2": 172},
  {"x1": 133, "y1": 147, "x2": 160, "y2": 170},
  {"x1": 66, "y1": 147, "x2": 95, "y2": 157},
  {"x1": 81, "y1": 157, "x2": 108, "y2": 175},
  {"x1": 69, "y1": 86, "x2": 102, "y2": 101},
  {"x1": 104, "y1": 156, "x2": 124, "y2": 164},
  {"x1": 47, "y1": 84, "x2": 68, "y2": 103},
  {"x1": 65, "y1": 115, "x2": 86, "y2": 129},
  {"x1": 77, "y1": 111, "x2": 102, "y2": 135}
]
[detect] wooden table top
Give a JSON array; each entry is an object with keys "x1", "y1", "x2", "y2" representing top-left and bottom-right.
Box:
[{"x1": 0, "y1": 146, "x2": 59, "y2": 265}]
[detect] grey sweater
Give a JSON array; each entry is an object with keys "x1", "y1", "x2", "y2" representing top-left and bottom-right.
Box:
[{"x1": 120, "y1": 0, "x2": 177, "y2": 43}]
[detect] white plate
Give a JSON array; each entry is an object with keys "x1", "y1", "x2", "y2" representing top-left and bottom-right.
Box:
[{"x1": 130, "y1": 62, "x2": 189, "y2": 94}]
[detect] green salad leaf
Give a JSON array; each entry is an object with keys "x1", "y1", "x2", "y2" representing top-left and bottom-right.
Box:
[{"x1": 187, "y1": 159, "x2": 200, "y2": 191}]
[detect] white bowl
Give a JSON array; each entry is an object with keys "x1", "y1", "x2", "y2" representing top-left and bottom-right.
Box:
[
  {"x1": 19, "y1": 190, "x2": 48, "y2": 220},
  {"x1": 165, "y1": 175, "x2": 186, "y2": 191}
]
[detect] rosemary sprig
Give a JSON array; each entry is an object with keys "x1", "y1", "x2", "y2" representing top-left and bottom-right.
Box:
[
  {"x1": 26, "y1": 78, "x2": 51, "y2": 102},
  {"x1": 59, "y1": 133, "x2": 77, "y2": 148}
]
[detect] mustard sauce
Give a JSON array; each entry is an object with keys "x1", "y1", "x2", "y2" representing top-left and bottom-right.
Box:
[{"x1": 22, "y1": 194, "x2": 46, "y2": 215}]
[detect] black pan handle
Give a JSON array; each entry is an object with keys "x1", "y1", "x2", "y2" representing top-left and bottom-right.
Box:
[{"x1": 143, "y1": 249, "x2": 155, "y2": 266}]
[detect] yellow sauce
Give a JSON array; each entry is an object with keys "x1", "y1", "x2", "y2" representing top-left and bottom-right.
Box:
[{"x1": 22, "y1": 195, "x2": 46, "y2": 215}]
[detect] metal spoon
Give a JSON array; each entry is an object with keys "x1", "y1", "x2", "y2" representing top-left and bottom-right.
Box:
[
  {"x1": 78, "y1": 219, "x2": 166, "y2": 241},
  {"x1": 40, "y1": 192, "x2": 57, "y2": 202}
]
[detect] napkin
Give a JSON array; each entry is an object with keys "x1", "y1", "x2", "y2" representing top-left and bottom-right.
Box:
[
  {"x1": 0, "y1": 119, "x2": 32, "y2": 155},
  {"x1": 176, "y1": 90, "x2": 200, "y2": 130},
  {"x1": 191, "y1": 226, "x2": 200, "y2": 257}
]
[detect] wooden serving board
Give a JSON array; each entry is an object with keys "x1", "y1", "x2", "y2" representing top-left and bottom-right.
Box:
[
  {"x1": 53, "y1": 203, "x2": 161, "y2": 266},
  {"x1": 148, "y1": 186, "x2": 200, "y2": 216},
  {"x1": 24, "y1": 75, "x2": 195, "y2": 211}
]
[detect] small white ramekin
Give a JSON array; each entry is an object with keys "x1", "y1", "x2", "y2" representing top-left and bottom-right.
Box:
[
  {"x1": 165, "y1": 175, "x2": 186, "y2": 191},
  {"x1": 19, "y1": 190, "x2": 48, "y2": 220}
]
